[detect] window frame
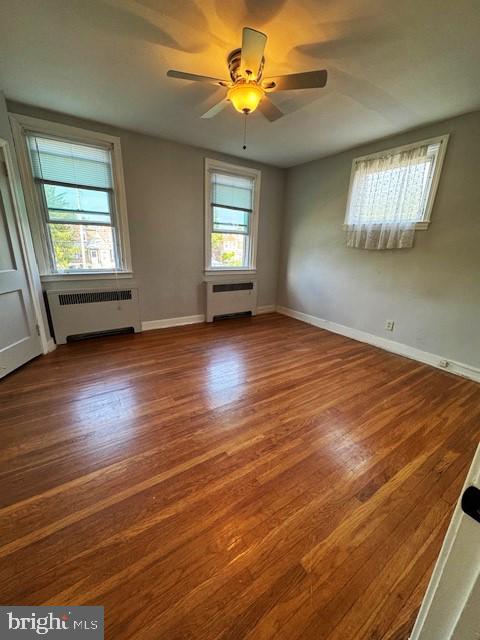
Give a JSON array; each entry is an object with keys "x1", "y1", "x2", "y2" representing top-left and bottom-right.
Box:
[
  {"x1": 344, "y1": 134, "x2": 449, "y2": 230},
  {"x1": 10, "y1": 113, "x2": 132, "y2": 280},
  {"x1": 204, "y1": 158, "x2": 261, "y2": 274}
]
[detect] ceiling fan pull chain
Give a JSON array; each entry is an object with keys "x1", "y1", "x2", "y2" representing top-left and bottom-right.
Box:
[{"x1": 243, "y1": 112, "x2": 248, "y2": 150}]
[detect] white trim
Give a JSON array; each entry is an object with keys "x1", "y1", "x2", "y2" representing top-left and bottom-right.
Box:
[
  {"x1": 276, "y1": 306, "x2": 480, "y2": 383},
  {"x1": 203, "y1": 270, "x2": 257, "y2": 283},
  {"x1": 9, "y1": 113, "x2": 132, "y2": 276},
  {"x1": 41, "y1": 271, "x2": 133, "y2": 282},
  {"x1": 257, "y1": 305, "x2": 276, "y2": 314},
  {"x1": 410, "y1": 443, "x2": 480, "y2": 640},
  {"x1": 351, "y1": 134, "x2": 449, "y2": 164},
  {"x1": 141, "y1": 307, "x2": 274, "y2": 331},
  {"x1": 46, "y1": 338, "x2": 56, "y2": 353},
  {"x1": 142, "y1": 314, "x2": 205, "y2": 331},
  {"x1": 344, "y1": 134, "x2": 449, "y2": 229},
  {"x1": 8, "y1": 113, "x2": 121, "y2": 146},
  {"x1": 343, "y1": 220, "x2": 429, "y2": 231},
  {"x1": 0, "y1": 137, "x2": 50, "y2": 354},
  {"x1": 204, "y1": 268, "x2": 258, "y2": 274},
  {"x1": 204, "y1": 157, "x2": 261, "y2": 272}
]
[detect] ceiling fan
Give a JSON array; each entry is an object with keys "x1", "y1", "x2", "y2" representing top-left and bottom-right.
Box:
[{"x1": 167, "y1": 27, "x2": 328, "y2": 121}]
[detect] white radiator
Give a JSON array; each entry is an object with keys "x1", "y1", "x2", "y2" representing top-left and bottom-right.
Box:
[
  {"x1": 46, "y1": 287, "x2": 141, "y2": 344},
  {"x1": 205, "y1": 280, "x2": 257, "y2": 322}
]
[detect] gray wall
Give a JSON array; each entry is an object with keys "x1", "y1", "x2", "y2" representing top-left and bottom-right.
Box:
[
  {"x1": 6, "y1": 99, "x2": 480, "y2": 369},
  {"x1": 278, "y1": 111, "x2": 480, "y2": 368},
  {"x1": 8, "y1": 101, "x2": 285, "y2": 321}
]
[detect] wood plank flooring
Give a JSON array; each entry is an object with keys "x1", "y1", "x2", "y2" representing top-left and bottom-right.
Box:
[{"x1": 1, "y1": 313, "x2": 479, "y2": 639}]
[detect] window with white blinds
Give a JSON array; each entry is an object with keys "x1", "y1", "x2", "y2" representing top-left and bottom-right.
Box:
[
  {"x1": 11, "y1": 115, "x2": 131, "y2": 277},
  {"x1": 205, "y1": 159, "x2": 260, "y2": 270},
  {"x1": 26, "y1": 134, "x2": 118, "y2": 273}
]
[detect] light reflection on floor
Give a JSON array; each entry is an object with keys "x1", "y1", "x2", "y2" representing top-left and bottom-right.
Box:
[
  {"x1": 205, "y1": 345, "x2": 246, "y2": 410},
  {"x1": 68, "y1": 378, "x2": 140, "y2": 455}
]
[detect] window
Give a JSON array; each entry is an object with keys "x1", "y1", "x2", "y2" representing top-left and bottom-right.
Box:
[
  {"x1": 10, "y1": 115, "x2": 131, "y2": 278},
  {"x1": 345, "y1": 135, "x2": 448, "y2": 230},
  {"x1": 205, "y1": 159, "x2": 260, "y2": 271}
]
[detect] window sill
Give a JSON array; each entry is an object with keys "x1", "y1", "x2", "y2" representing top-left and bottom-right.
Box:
[
  {"x1": 203, "y1": 269, "x2": 257, "y2": 282},
  {"x1": 342, "y1": 222, "x2": 429, "y2": 230},
  {"x1": 414, "y1": 221, "x2": 429, "y2": 230},
  {"x1": 40, "y1": 271, "x2": 133, "y2": 282}
]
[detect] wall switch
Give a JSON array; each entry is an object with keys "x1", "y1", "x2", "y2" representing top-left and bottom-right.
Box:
[
  {"x1": 439, "y1": 359, "x2": 449, "y2": 368},
  {"x1": 385, "y1": 320, "x2": 395, "y2": 331}
]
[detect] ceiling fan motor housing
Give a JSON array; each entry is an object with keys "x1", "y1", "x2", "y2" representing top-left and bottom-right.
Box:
[{"x1": 227, "y1": 48, "x2": 265, "y2": 82}]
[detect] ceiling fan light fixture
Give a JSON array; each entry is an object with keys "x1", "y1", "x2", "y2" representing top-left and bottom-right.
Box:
[
  {"x1": 168, "y1": 27, "x2": 328, "y2": 123},
  {"x1": 227, "y1": 82, "x2": 264, "y2": 114}
]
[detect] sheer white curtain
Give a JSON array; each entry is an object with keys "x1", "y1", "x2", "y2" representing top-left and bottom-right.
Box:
[{"x1": 345, "y1": 143, "x2": 436, "y2": 250}]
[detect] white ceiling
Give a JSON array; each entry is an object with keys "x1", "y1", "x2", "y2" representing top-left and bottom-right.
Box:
[{"x1": 1, "y1": 0, "x2": 479, "y2": 167}]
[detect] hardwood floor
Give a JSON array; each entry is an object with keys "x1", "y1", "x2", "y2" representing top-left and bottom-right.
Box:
[{"x1": 1, "y1": 313, "x2": 479, "y2": 639}]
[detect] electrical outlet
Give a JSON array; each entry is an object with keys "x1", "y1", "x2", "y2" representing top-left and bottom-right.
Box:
[
  {"x1": 385, "y1": 320, "x2": 394, "y2": 331},
  {"x1": 439, "y1": 359, "x2": 449, "y2": 368}
]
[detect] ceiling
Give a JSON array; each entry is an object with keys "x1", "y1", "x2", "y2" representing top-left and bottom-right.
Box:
[{"x1": 1, "y1": 0, "x2": 479, "y2": 167}]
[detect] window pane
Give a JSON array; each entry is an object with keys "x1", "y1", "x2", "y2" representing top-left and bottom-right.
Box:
[
  {"x1": 28, "y1": 135, "x2": 112, "y2": 188},
  {"x1": 211, "y1": 233, "x2": 246, "y2": 267},
  {"x1": 48, "y1": 223, "x2": 116, "y2": 271},
  {"x1": 43, "y1": 183, "x2": 112, "y2": 224},
  {"x1": 44, "y1": 184, "x2": 110, "y2": 213},
  {"x1": 211, "y1": 172, "x2": 253, "y2": 210},
  {"x1": 351, "y1": 160, "x2": 434, "y2": 223},
  {"x1": 212, "y1": 206, "x2": 249, "y2": 234}
]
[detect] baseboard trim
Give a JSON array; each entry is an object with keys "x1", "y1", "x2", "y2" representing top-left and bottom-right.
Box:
[
  {"x1": 257, "y1": 305, "x2": 276, "y2": 314},
  {"x1": 276, "y1": 306, "x2": 480, "y2": 383},
  {"x1": 46, "y1": 338, "x2": 56, "y2": 353},
  {"x1": 142, "y1": 306, "x2": 275, "y2": 331},
  {"x1": 142, "y1": 314, "x2": 205, "y2": 331}
]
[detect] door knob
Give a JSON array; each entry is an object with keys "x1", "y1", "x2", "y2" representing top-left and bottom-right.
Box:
[{"x1": 461, "y1": 486, "x2": 480, "y2": 524}]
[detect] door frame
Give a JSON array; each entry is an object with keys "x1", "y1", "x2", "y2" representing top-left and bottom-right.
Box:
[
  {"x1": 410, "y1": 442, "x2": 480, "y2": 639},
  {"x1": 0, "y1": 136, "x2": 52, "y2": 355}
]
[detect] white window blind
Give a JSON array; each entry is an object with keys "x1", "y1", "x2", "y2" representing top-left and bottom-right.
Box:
[
  {"x1": 28, "y1": 136, "x2": 113, "y2": 188},
  {"x1": 211, "y1": 172, "x2": 253, "y2": 235},
  {"x1": 345, "y1": 137, "x2": 447, "y2": 250}
]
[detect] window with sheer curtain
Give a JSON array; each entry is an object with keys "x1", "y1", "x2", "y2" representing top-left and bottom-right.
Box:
[
  {"x1": 205, "y1": 159, "x2": 260, "y2": 271},
  {"x1": 344, "y1": 136, "x2": 448, "y2": 250}
]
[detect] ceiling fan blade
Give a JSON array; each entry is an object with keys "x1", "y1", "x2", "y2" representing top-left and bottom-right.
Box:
[
  {"x1": 264, "y1": 70, "x2": 328, "y2": 91},
  {"x1": 240, "y1": 27, "x2": 267, "y2": 79},
  {"x1": 167, "y1": 70, "x2": 228, "y2": 86},
  {"x1": 258, "y1": 95, "x2": 284, "y2": 122},
  {"x1": 201, "y1": 99, "x2": 229, "y2": 119}
]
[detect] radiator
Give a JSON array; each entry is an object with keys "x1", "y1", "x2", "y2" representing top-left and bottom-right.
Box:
[
  {"x1": 46, "y1": 287, "x2": 141, "y2": 344},
  {"x1": 205, "y1": 280, "x2": 257, "y2": 322}
]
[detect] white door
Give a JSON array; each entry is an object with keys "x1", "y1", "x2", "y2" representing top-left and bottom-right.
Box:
[
  {"x1": 0, "y1": 143, "x2": 42, "y2": 378},
  {"x1": 411, "y1": 442, "x2": 480, "y2": 640}
]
